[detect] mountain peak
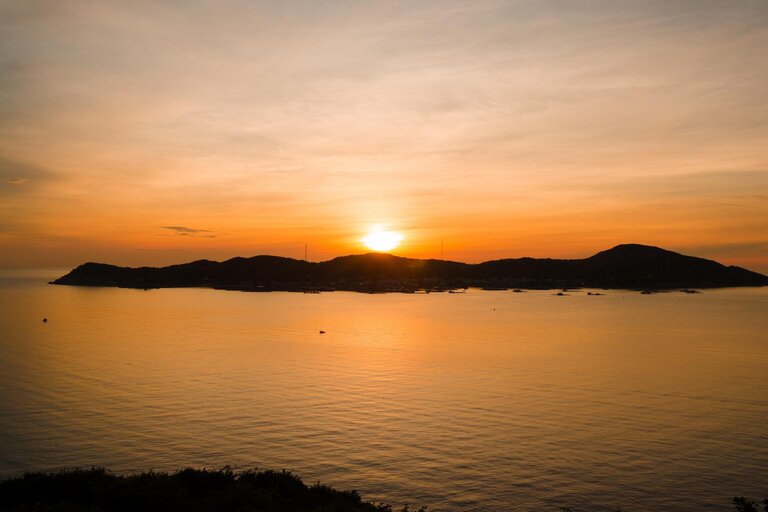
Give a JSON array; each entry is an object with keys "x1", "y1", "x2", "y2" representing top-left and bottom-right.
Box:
[{"x1": 591, "y1": 244, "x2": 675, "y2": 259}]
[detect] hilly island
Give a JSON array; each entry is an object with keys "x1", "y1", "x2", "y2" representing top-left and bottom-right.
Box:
[{"x1": 51, "y1": 244, "x2": 768, "y2": 293}]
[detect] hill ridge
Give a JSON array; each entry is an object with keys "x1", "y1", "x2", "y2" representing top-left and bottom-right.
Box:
[{"x1": 51, "y1": 244, "x2": 768, "y2": 292}]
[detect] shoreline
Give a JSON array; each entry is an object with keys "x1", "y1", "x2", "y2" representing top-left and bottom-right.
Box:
[{"x1": 47, "y1": 281, "x2": 766, "y2": 294}]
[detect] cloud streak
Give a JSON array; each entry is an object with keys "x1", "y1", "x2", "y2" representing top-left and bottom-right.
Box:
[
  {"x1": 159, "y1": 226, "x2": 217, "y2": 238},
  {"x1": 161, "y1": 226, "x2": 211, "y2": 234},
  {"x1": 0, "y1": 157, "x2": 57, "y2": 195}
]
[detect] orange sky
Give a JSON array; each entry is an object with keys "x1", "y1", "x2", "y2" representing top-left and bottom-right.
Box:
[{"x1": 1, "y1": 1, "x2": 767, "y2": 272}]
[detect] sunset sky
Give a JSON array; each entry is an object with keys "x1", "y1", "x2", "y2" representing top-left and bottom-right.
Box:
[{"x1": 1, "y1": 1, "x2": 767, "y2": 271}]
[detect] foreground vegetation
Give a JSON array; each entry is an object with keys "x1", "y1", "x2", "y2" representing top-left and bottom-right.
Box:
[
  {"x1": 732, "y1": 498, "x2": 768, "y2": 512},
  {"x1": 0, "y1": 468, "x2": 423, "y2": 512},
  {"x1": 0, "y1": 467, "x2": 764, "y2": 511}
]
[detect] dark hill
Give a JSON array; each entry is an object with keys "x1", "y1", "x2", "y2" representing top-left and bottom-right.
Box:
[
  {"x1": 317, "y1": 253, "x2": 468, "y2": 280},
  {"x1": 51, "y1": 244, "x2": 768, "y2": 292},
  {"x1": 581, "y1": 244, "x2": 764, "y2": 287}
]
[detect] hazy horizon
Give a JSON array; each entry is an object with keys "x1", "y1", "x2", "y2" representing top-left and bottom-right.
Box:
[
  {"x1": 5, "y1": 243, "x2": 768, "y2": 277},
  {"x1": 1, "y1": 1, "x2": 767, "y2": 271}
]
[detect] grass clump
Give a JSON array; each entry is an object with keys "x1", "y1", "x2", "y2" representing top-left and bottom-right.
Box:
[{"x1": 733, "y1": 497, "x2": 768, "y2": 512}]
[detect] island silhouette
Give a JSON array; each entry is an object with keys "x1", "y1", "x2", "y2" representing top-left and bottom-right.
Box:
[{"x1": 51, "y1": 244, "x2": 768, "y2": 292}]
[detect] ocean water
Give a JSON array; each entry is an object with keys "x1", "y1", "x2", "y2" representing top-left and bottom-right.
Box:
[{"x1": 0, "y1": 268, "x2": 766, "y2": 511}]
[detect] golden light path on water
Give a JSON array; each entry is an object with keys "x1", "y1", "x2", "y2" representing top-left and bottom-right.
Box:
[{"x1": 0, "y1": 270, "x2": 767, "y2": 511}]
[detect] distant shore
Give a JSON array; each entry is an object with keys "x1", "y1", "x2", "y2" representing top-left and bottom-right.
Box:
[{"x1": 50, "y1": 244, "x2": 768, "y2": 292}]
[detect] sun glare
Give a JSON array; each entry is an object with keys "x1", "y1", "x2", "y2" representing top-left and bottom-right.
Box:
[{"x1": 361, "y1": 228, "x2": 403, "y2": 252}]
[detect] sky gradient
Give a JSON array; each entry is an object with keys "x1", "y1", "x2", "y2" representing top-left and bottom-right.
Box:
[{"x1": 1, "y1": 1, "x2": 767, "y2": 271}]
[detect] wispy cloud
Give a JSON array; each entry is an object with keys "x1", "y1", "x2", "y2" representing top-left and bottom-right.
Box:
[
  {"x1": 159, "y1": 226, "x2": 218, "y2": 238},
  {"x1": 683, "y1": 241, "x2": 768, "y2": 259},
  {"x1": 161, "y1": 226, "x2": 211, "y2": 234},
  {"x1": 0, "y1": 157, "x2": 56, "y2": 195}
]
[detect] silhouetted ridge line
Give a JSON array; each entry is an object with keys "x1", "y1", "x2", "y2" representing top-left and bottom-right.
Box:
[{"x1": 51, "y1": 244, "x2": 768, "y2": 292}]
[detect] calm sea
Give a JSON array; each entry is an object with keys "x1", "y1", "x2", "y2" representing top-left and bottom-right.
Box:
[{"x1": 1, "y1": 268, "x2": 766, "y2": 511}]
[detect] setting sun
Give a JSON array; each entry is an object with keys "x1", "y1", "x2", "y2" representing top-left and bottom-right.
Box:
[{"x1": 361, "y1": 228, "x2": 403, "y2": 252}]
